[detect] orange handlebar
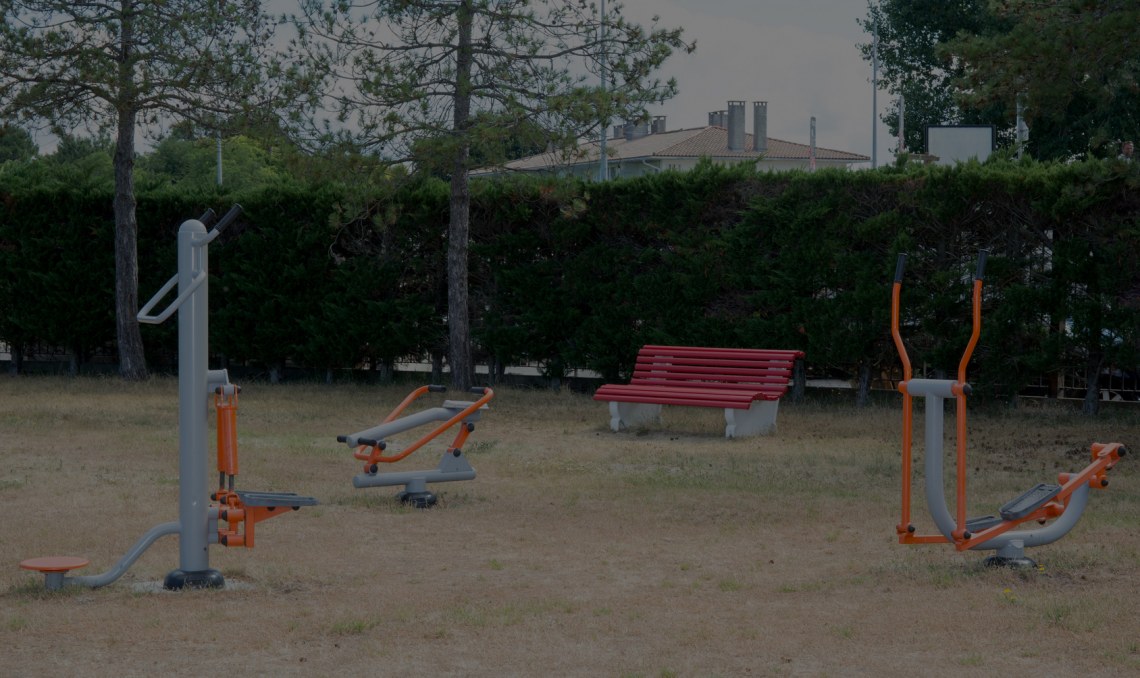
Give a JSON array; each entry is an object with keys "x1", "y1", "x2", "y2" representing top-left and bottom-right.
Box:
[
  {"x1": 957, "y1": 279, "x2": 983, "y2": 384},
  {"x1": 957, "y1": 251, "x2": 987, "y2": 383},
  {"x1": 892, "y1": 254, "x2": 914, "y2": 536},
  {"x1": 383, "y1": 385, "x2": 437, "y2": 424},
  {"x1": 891, "y1": 282, "x2": 912, "y2": 382},
  {"x1": 890, "y1": 254, "x2": 911, "y2": 380},
  {"x1": 357, "y1": 386, "x2": 496, "y2": 466}
]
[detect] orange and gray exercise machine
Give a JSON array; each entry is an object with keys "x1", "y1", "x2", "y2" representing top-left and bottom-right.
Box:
[
  {"x1": 20, "y1": 206, "x2": 316, "y2": 591},
  {"x1": 890, "y1": 251, "x2": 1126, "y2": 567},
  {"x1": 337, "y1": 385, "x2": 493, "y2": 508}
]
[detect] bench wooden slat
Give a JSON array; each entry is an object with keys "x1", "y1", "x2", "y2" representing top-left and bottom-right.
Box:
[
  {"x1": 633, "y1": 368, "x2": 791, "y2": 383},
  {"x1": 636, "y1": 357, "x2": 794, "y2": 369},
  {"x1": 639, "y1": 345, "x2": 802, "y2": 359},
  {"x1": 594, "y1": 386, "x2": 778, "y2": 409},
  {"x1": 597, "y1": 383, "x2": 786, "y2": 399},
  {"x1": 598, "y1": 382, "x2": 789, "y2": 394}
]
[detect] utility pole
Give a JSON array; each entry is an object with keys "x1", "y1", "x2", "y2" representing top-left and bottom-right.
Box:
[
  {"x1": 597, "y1": 0, "x2": 608, "y2": 182},
  {"x1": 810, "y1": 116, "x2": 817, "y2": 172},
  {"x1": 1016, "y1": 95, "x2": 1029, "y2": 160},
  {"x1": 897, "y1": 94, "x2": 905, "y2": 155},
  {"x1": 216, "y1": 130, "x2": 223, "y2": 187},
  {"x1": 872, "y1": 18, "x2": 879, "y2": 169}
]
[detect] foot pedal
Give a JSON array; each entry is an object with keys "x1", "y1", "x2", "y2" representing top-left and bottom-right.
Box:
[
  {"x1": 999, "y1": 482, "x2": 1061, "y2": 521},
  {"x1": 234, "y1": 490, "x2": 319, "y2": 508},
  {"x1": 966, "y1": 515, "x2": 1003, "y2": 532},
  {"x1": 20, "y1": 556, "x2": 90, "y2": 591}
]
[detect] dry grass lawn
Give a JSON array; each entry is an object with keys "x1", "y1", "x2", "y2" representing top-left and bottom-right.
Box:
[{"x1": 1, "y1": 375, "x2": 1138, "y2": 677}]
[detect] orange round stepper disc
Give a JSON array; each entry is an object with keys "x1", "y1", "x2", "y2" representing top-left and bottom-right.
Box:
[{"x1": 20, "y1": 556, "x2": 90, "y2": 573}]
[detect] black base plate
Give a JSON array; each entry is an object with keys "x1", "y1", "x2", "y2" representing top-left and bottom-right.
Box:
[
  {"x1": 163, "y1": 568, "x2": 225, "y2": 590},
  {"x1": 983, "y1": 555, "x2": 1038, "y2": 570},
  {"x1": 397, "y1": 491, "x2": 438, "y2": 509}
]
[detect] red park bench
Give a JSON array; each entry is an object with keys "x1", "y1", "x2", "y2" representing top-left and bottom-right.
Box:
[{"x1": 593, "y1": 345, "x2": 804, "y2": 438}]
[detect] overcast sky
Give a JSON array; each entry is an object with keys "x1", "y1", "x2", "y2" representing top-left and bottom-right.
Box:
[
  {"x1": 34, "y1": 2, "x2": 888, "y2": 164},
  {"x1": 617, "y1": 0, "x2": 888, "y2": 166},
  {"x1": 259, "y1": 0, "x2": 888, "y2": 164}
]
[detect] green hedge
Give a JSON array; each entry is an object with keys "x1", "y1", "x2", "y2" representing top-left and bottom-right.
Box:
[{"x1": 2, "y1": 159, "x2": 1138, "y2": 404}]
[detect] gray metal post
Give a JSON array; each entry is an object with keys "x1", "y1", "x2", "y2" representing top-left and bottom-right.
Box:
[
  {"x1": 923, "y1": 393, "x2": 956, "y2": 538},
  {"x1": 168, "y1": 218, "x2": 224, "y2": 589}
]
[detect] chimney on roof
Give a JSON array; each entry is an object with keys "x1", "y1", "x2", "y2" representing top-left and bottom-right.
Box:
[
  {"x1": 624, "y1": 120, "x2": 650, "y2": 140},
  {"x1": 727, "y1": 101, "x2": 746, "y2": 151},
  {"x1": 652, "y1": 115, "x2": 667, "y2": 134},
  {"x1": 753, "y1": 101, "x2": 768, "y2": 153},
  {"x1": 708, "y1": 110, "x2": 726, "y2": 127}
]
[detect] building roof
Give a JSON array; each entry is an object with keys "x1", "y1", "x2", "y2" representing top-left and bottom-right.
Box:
[{"x1": 489, "y1": 125, "x2": 870, "y2": 173}]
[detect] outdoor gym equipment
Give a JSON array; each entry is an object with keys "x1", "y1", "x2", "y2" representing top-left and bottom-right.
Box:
[
  {"x1": 337, "y1": 384, "x2": 493, "y2": 507},
  {"x1": 890, "y1": 251, "x2": 1127, "y2": 567},
  {"x1": 20, "y1": 206, "x2": 316, "y2": 591}
]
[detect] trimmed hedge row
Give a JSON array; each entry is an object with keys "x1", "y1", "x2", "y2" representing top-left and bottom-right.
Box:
[{"x1": 2, "y1": 159, "x2": 1138, "y2": 406}]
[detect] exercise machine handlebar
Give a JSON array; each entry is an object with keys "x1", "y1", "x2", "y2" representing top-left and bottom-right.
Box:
[
  {"x1": 212, "y1": 204, "x2": 243, "y2": 235},
  {"x1": 892, "y1": 250, "x2": 986, "y2": 540},
  {"x1": 137, "y1": 204, "x2": 243, "y2": 325},
  {"x1": 958, "y1": 250, "x2": 987, "y2": 382},
  {"x1": 894, "y1": 253, "x2": 907, "y2": 283}
]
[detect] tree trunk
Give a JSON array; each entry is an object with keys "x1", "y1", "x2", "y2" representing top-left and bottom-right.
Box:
[
  {"x1": 113, "y1": 7, "x2": 146, "y2": 381},
  {"x1": 447, "y1": 168, "x2": 473, "y2": 390},
  {"x1": 8, "y1": 345, "x2": 23, "y2": 375},
  {"x1": 791, "y1": 357, "x2": 806, "y2": 403},
  {"x1": 430, "y1": 350, "x2": 444, "y2": 384},
  {"x1": 488, "y1": 356, "x2": 505, "y2": 386},
  {"x1": 378, "y1": 358, "x2": 395, "y2": 384},
  {"x1": 1083, "y1": 350, "x2": 1103, "y2": 415},
  {"x1": 446, "y1": 1, "x2": 475, "y2": 391},
  {"x1": 855, "y1": 362, "x2": 872, "y2": 408}
]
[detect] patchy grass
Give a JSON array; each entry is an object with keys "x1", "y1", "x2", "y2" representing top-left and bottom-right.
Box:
[{"x1": 0, "y1": 375, "x2": 1137, "y2": 676}]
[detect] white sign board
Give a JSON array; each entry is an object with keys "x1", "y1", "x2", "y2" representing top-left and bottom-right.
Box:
[{"x1": 926, "y1": 126, "x2": 995, "y2": 166}]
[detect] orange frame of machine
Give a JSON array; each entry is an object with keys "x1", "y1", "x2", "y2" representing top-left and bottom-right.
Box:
[
  {"x1": 351, "y1": 385, "x2": 494, "y2": 472},
  {"x1": 890, "y1": 251, "x2": 1126, "y2": 555},
  {"x1": 211, "y1": 386, "x2": 316, "y2": 548}
]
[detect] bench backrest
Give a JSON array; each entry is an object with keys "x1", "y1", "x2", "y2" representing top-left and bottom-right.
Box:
[{"x1": 630, "y1": 345, "x2": 804, "y2": 393}]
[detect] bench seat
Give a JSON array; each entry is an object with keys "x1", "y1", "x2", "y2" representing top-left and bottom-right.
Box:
[{"x1": 593, "y1": 345, "x2": 804, "y2": 438}]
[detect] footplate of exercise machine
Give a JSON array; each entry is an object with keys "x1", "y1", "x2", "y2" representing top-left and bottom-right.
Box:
[
  {"x1": 233, "y1": 490, "x2": 319, "y2": 507},
  {"x1": 216, "y1": 491, "x2": 318, "y2": 548},
  {"x1": 999, "y1": 482, "x2": 1061, "y2": 521},
  {"x1": 966, "y1": 515, "x2": 1003, "y2": 532}
]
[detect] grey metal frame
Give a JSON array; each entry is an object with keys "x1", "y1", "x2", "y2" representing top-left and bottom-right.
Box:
[{"x1": 35, "y1": 209, "x2": 240, "y2": 590}]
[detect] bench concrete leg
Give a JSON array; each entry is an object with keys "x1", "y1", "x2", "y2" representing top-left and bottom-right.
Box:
[
  {"x1": 724, "y1": 400, "x2": 779, "y2": 438},
  {"x1": 608, "y1": 401, "x2": 662, "y2": 431}
]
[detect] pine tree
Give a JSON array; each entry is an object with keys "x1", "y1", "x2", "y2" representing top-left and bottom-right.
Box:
[
  {"x1": 0, "y1": 1, "x2": 278, "y2": 379},
  {"x1": 290, "y1": 0, "x2": 693, "y2": 389}
]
